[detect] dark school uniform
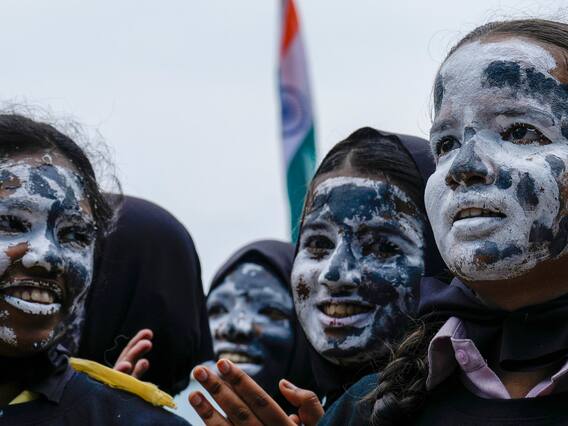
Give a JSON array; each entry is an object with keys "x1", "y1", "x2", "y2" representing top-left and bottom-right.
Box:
[{"x1": 0, "y1": 358, "x2": 191, "y2": 426}]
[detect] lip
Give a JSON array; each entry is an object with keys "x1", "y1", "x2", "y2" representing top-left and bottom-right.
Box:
[
  {"x1": 316, "y1": 298, "x2": 375, "y2": 328},
  {"x1": 0, "y1": 279, "x2": 64, "y2": 316},
  {"x1": 445, "y1": 196, "x2": 510, "y2": 238}
]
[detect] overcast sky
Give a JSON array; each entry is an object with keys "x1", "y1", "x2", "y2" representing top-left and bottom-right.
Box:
[{"x1": 1, "y1": 0, "x2": 566, "y2": 290}]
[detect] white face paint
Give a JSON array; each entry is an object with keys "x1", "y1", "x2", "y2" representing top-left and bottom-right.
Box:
[
  {"x1": 426, "y1": 39, "x2": 568, "y2": 281},
  {"x1": 0, "y1": 153, "x2": 95, "y2": 356},
  {"x1": 292, "y1": 177, "x2": 425, "y2": 365},
  {"x1": 207, "y1": 262, "x2": 294, "y2": 396}
]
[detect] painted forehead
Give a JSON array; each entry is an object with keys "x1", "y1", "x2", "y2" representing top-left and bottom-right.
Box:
[
  {"x1": 212, "y1": 263, "x2": 290, "y2": 301},
  {"x1": 0, "y1": 159, "x2": 90, "y2": 215},
  {"x1": 307, "y1": 176, "x2": 418, "y2": 224},
  {"x1": 435, "y1": 39, "x2": 561, "y2": 117}
]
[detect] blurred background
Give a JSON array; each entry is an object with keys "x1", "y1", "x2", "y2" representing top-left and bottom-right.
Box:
[{"x1": 1, "y1": 0, "x2": 566, "y2": 290}]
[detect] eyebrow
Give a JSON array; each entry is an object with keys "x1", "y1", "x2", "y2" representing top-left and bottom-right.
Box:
[
  {"x1": 430, "y1": 118, "x2": 458, "y2": 136},
  {"x1": 493, "y1": 106, "x2": 555, "y2": 125},
  {"x1": 0, "y1": 198, "x2": 37, "y2": 213},
  {"x1": 356, "y1": 223, "x2": 415, "y2": 245},
  {"x1": 301, "y1": 221, "x2": 331, "y2": 232}
]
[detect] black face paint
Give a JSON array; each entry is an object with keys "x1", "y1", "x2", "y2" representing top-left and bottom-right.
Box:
[
  {"x1": 292, "y1": 177, "x2": 425, "y2": 365},
  {"x1": 516, "y1": 172, "x2": 539, "y2": 209},
  {"x1": 207, "y1": 263, "x2": 294, "y2": 395},
  {"x1": 434, "y1": 74, "x2": 445, "y2": 114}
]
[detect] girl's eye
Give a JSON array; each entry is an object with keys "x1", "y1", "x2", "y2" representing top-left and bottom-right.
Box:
[
  {"x1": 305, "y1": 235, "x2": 334, "y2": 258},
  {"x1": 208, "y1": 304, "x2": 228, "y2": 317},
  {"x1": 501, "y1": 123, "x2": 551, "y2": 145},
  {"x1": 362, "y1": 238, "x2": 401, "y2": 260},
  {"x1": 259, "y1": 307, "x2": 289, "y2": 321},
  {"x1": 0, "y1": 215, "x2": 30, "y2": 234},
  {"x1": 58, "y1": 226, "x2": 93, "y2": 248},
  {"x1": 435, "y1": 136, "x2": 461, "y2": 157}
]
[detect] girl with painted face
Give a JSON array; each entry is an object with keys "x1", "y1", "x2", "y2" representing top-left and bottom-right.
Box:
[
  {"x1": 292, "y1": 127, "x2": 443, "y2": 405},
  {"x1": 205, "y1": 240, "x2": 314, "y2": 409},
  {"x1": 188, "y1": 128, "x2": 444, "y2": 425},
  {"x1": 320, "y1": 19, "x2": 568, "y2": 426},
  {"x1": 0, "y1": 114, "x2": 188, "y2": 425}
]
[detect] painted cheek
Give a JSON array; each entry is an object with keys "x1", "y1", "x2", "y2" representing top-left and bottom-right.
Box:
[{"x1": 358, "y1": 269, "x2": 399, "y2": 306}]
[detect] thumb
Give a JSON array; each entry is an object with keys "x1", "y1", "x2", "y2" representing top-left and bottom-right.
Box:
[{"x1": 279, "y1": 380, "x2": 324, "y2": 426}]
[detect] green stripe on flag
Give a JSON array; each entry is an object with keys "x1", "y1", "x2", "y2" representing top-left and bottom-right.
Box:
[{"x1": 287, "y1": 126, "x2": 316, "y2": 242}]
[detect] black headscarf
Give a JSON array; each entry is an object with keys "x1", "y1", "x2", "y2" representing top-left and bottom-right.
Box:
[
  {"x1": 298, "y1": 130, "x2": 446, "y2": 406},
  {"x1": 420, "y1": 276, "x2": 568, "y2": 372},
  {"x1": 77, "y1": 195, "x2": 213, "y2": 395},
  {"x1": 208, "y1": 239, "x2": 315, "y2": 410}
]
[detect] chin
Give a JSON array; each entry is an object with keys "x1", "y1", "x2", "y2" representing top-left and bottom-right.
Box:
[
  {"x1": 447, "y1": 243, "x2": 544, "y2": 282},
  {"x1": 320, "y1": 340, "x2": 384, "y2": 366}
]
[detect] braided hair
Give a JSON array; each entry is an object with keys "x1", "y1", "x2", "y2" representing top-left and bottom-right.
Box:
[{"x1": 369, "y1": 18, "x2": 568, "y2": 425}]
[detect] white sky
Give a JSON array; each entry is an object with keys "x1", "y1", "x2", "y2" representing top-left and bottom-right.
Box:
[{"x1": 0, "y1": 0, "x2": 566, "y2": 290}]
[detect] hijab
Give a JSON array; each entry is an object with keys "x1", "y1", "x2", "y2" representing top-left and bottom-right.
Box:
[{"x1": 77, "y1": 195, "x2": 213, "y2": 395}]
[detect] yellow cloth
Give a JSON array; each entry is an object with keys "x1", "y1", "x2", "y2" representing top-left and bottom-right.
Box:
[
  {"x1": 9, "y1": 390, "x2": 38, "y2": 405},
  {"x1": 69, "y1": 357, "x2": 176, "y2": 409}
]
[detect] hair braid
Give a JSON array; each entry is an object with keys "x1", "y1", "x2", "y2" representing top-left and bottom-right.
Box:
[{"x1": 368, "y1": 316, "x2": 444, "y2": 425}]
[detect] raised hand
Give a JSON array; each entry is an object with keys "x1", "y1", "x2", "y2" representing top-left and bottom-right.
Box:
[
  {"x1": 113, "y1": 328, "x2": 153, "y2": 379},
  {"x1": 188, "y1": 359, "x2": 323, "y2": 426}
]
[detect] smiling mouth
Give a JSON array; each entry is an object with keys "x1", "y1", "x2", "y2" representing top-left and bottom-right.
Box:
[
  {"x1": 453, "y1": 207, "x2": 506, "y2": 223},
  {"x1": 0, "y1": 280, "x2": 63, "y2": 315},
  {"x1": 218, "y1": 351, "x2": 262, "y2": 365},
  {"x1": 318, "y1": 302, "x2": 373, "y2": 318}
]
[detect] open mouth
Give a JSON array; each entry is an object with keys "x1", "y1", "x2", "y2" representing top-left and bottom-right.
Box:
[
  {"x1": 0, "y1": 280, "x2": 63, "y2": 316},
  {"x1": 217, "y1": 351, "x2": 262, "y2": 365},
  {"x1": 453, "y1": 207, "x2": 506, "y2": 223},
  {"x1": 318, "y1": 302, "x2": 373, "y2": 318}
]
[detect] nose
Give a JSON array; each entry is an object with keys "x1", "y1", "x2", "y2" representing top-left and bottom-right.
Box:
[
  {"x1": 216, "y1": 310, "x2": 254, "y2": 342},
  {"x1": 446, "y1": 139, "x2": 495, "y2": 189},
  {"x1": 21, "y1": 232, "x2": 64, "y2": 274},
  {"x1": 319, "y1": 241, "x2": 361, "y2": 293}
]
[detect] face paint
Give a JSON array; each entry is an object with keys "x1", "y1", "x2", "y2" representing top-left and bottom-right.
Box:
[
  {"x1": 292, "y1": 177, "x2": 425, "y2": 365},
  {"x1": 207, "y1": 263, "x2": 294, "y2": 394},
  {"x1": 426, "y1": 39, "x2": 568, "y2": 281},
  {"x1": 0, "y1": 152, "x2": 95, "y2": 356}
]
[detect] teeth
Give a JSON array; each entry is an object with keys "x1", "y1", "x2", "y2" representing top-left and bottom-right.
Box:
[
  {"x1": 321, "y1": 303, "x2": 371, "y2": 318},
  {"x1": 4, "y1": 288, "x2": 55, "y2": 304},
  {"x1": 456, "y1": 208, "x2": 503, "y2": 221},
  {"x1": 219, "y1": 352, "x2": 258, "y2": 364}
]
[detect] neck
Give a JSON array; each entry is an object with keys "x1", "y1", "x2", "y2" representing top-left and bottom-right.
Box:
[
  {"x1": 465, "y1": 255, "x2": 568, "y2": 311},
  {"x1": 0, "y1": 382, "x2": 22, "y2": 406}
]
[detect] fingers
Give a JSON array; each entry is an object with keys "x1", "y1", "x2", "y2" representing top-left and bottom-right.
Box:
[
  {"x1": 289, "y1": 414, "x2": 301, "y2": 425},
  {"x1": 132, "y1": 359, "x2": 150, "y2": 379},
  {"x1": 189, "y1": 391, "x2": 232, "y2": 426},
  {"x1": 120, "y1": 329, "x2": 154, "y2": 357},
  {"x1": 118, "y1": 333, "x2": 153, "y2": 363},
  {"x1": 279, "y1": 380, "x2": 324, "y2": 426},
  {"x1": 215, "y1": 360, "x2": 292, "y2": 426},
  {"x1": 114, "y1": 329, "x2": 153, "y2": 376},
  {"x1": 114, "y1": 360, "x2": 133, "y2": 374},
  {"x1": 193, "y1": 365, "x2": 263, "y2": 426}
]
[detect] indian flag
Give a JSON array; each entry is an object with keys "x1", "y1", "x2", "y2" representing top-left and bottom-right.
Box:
[{"x1": 278, "y1": 0, "x2": 317, "y2": 242}]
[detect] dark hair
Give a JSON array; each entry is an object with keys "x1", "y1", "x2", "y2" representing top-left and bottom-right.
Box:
[
  {"x1": 370, "y1": 19, "x2": 568, "y2": 425},
  {"x1": 299, "y1": 127, "x2": 425, "y2": 235},
  {"x1": 0, "y1": 113, "x2": 113, "y2": 271}
]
